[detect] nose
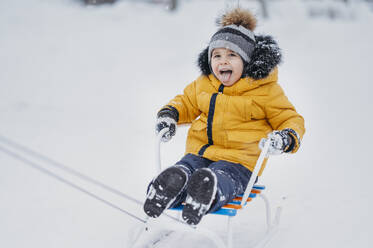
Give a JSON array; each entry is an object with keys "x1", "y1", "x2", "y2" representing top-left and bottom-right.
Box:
[{"x1": 220, "y1": 56, "x2": 228, "y2": 64}]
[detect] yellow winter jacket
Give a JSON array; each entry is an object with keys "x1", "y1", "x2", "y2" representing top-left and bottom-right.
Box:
[{"x1": 164, "y1": 67, "x2": 305, "y2": 176}]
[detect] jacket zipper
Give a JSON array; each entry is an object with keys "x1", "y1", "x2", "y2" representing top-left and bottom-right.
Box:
[{"x1": 198, "y1": 84, "x2": 224, "y2": 156}]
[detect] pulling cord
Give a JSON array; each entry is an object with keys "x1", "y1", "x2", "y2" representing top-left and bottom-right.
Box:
[
  {"x1": 0, "y1": 144, "x2": 147, "y2": 223},
  {"x1": 0, "y1": 135, "x2": 187, "y2": 225},
  {"x1": 0, "y1": 135, "x2": 142, "y2": 205}
]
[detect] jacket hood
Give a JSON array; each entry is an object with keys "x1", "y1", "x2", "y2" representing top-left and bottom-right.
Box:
[{"x1": 197, "y1": 35, "x2": 282, "y2": 80}]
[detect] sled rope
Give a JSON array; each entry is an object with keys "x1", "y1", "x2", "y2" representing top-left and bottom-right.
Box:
[
  {"x1": 0, "y1": 144, "x2": 147, "y2": 223},
  {"x1": 0, "y1": 135, "x2": 187, "y2": 225},
  {"x1": 0, "y1": 134, "x2": 143, "y2": 205}
]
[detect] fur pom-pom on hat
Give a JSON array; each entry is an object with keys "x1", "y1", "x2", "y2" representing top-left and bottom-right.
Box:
[
  {"x1": 216, "y1": 8, "x2": 257, "y2": 31},
  {"x1": 208, "y1": 8, "x2": 257, "y2": 63}
]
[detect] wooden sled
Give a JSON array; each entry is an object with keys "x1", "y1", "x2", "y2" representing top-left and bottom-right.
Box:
[{"x1": 131, "y1": 130, "x2": 283, "y2": 248}]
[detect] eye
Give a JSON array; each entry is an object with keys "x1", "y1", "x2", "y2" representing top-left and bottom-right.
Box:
[
  {"x1": 212, "y1": 54, "x2": 221, "y2": 58},
  {"x1": 229, "y1": 53, "x2": 237, "y2": 57}
]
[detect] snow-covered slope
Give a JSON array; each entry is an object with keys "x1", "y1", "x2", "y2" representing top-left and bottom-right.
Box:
[{"x1": 1, "y1": 0, "x2": 372, "y2": 247}]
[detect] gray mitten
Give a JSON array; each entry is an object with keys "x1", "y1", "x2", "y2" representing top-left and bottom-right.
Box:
[
  {"x1": 156, "y1": 106, "x2": 179, "y2": 142},
  {"x1": 259, "y1": 130, "x2": 294, "y2": 155}
]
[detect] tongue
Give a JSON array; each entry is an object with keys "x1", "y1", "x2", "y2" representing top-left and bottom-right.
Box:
[{"x1": 220, "y1": 72, "x2": 231, "y2": 82}]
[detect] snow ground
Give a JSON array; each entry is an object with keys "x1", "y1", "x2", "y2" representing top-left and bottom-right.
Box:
[{"x1": 1, "y1": 0, "x2": 373, "y2": 247}]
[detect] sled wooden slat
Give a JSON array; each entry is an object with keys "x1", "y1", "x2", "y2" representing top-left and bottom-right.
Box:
[
  {"x1": 222, "y1": 204, "x2": 242, "y2": 210},
  {"x1": 168, "y1": 184, "x2": 265, "y2": 217},
  {"x1": 253, "y1": 185, "x2": 266, "y2": 190}
]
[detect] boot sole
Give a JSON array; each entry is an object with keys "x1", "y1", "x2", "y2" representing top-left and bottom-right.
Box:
[
  {"x1": 182, "y1": 168, "x2": 217, "y2": 225},
  {"x1": 144, "y1": 167, "x2": 187, "y2": 218}
]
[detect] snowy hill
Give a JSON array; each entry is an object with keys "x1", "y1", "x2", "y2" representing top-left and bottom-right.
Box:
[{"x1": 1, "y1": 0, "x2": 373, "y2": 247}]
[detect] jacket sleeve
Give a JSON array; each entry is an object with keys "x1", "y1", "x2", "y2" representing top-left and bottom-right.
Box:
[
  {"x1": 161, "y1": 81, "x2": 201, "y2": 124},
  {"x1": 264, "y1": 83, "x2": 305, "y2": 153}
]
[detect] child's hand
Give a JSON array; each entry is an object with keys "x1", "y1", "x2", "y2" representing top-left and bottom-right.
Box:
[
  {"x1": 156, "y1": 116, "x2": 177, "y2": 142},
  {"x1": 156, "y1": 107, "x2": 179, "y2": 142},
  {"x1": 259, "y1": 130, "x2": 294, "y2": 155}
]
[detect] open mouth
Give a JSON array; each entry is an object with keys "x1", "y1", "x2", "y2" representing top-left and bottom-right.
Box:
[{"x1": 219, "y1": 69, "x2": 232, "y2": 82}]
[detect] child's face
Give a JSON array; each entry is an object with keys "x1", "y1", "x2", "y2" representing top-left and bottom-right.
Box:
[{"x1": 211, "y1": 48, "x2": 244, "y2": 86}]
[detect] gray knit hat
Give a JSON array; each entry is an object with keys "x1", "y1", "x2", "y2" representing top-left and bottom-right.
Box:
[
  {"x1": 208, "y1": 25, "x2": 256, "y2": 63},
  {"x1": 208, "y1": 8, "x2": 257, "y2": 63}
]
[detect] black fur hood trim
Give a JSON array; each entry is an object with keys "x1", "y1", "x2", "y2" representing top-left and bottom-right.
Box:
[{"x1": 197, "y1": 35, "x2": 282, "y2": 80}]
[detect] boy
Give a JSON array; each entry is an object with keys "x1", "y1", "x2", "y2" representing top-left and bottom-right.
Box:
[{"x1": 144, "y1": 8, "x2": 305, "y2": 225}]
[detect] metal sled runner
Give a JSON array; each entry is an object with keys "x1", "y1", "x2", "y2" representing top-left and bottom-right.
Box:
[{"x1": 131, "y1": 129, "x2": 283, "y2": 248}]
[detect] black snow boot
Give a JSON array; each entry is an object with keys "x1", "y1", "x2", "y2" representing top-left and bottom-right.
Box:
[
  {"x1": 182, "y1": 168, "x2": 217, "y2": 225},
  {"x1": 144, "y1": 166, "x2": 188, "y2": 218}
]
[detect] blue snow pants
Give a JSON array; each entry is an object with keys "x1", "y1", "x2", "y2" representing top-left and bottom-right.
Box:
[{"x1": 168, "y1": 153, "x2": 257, "y2": 213}]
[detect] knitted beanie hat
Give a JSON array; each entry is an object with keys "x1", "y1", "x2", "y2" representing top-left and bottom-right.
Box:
[{"x1": 208, "y1": 8, "x2": 257, "y2": 63}]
